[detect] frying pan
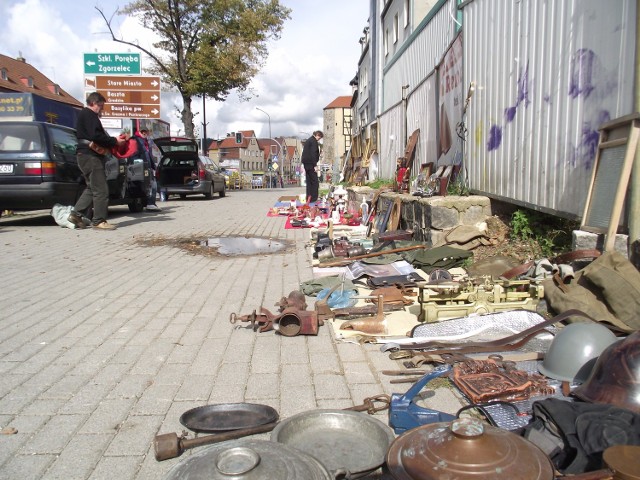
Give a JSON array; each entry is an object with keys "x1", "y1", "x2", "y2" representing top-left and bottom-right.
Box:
[{"x1": 179, "y1": 403, "x2": 279, "y2": 434}]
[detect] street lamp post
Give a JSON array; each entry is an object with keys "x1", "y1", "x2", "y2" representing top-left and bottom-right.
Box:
[{"x1": 255, "y1": 107, "x2": 272, "y2": 140}]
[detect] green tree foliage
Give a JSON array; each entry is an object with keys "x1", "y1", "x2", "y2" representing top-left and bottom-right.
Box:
[{"x1": 98, "y1": 0, "x2": 290, "y2": 138}]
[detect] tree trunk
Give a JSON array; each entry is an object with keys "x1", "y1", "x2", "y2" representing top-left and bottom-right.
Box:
[{"x1": 181, "y1": 94, "x2": 195, "y2": 138}]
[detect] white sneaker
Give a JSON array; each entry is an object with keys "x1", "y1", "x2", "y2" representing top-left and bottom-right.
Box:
[{"x1": 146, "y1": 204, "x2": 162, "y2": 211}]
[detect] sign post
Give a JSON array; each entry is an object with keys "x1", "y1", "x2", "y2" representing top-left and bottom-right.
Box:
[
  {"x1": 83, "y1": 53, "x2": 141, "y2": 75},
  {"x1": 84, "y1": 75, "x2": 162, "y2": 119}
]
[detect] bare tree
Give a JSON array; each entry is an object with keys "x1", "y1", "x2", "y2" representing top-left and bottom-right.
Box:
[{"x1": 97, "y1": 0, "x2": 290, "y2": 137}]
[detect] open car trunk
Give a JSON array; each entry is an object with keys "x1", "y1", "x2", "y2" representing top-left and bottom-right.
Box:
[{"x1": 158, "y1": 156, "x2": 197, "y2": 187}]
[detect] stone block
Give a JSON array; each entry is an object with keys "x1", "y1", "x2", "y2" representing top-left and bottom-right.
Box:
[
  {"x1": 429, "y1": 205, "x2": 459, "y2": 230},
  {"x1": 572, "y1": 230, "x2": 628, "y2": 257}
]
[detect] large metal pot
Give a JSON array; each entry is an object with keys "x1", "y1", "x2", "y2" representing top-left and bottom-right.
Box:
[
  {"x1": 163, "y1": 439, "x2": 335, "y2": 480},
  {"x1": 271, "y1": 409, "x2": 395, "y2": 478},
  {"x1": 386, "y1": 417, "x2": 554, "y2": 480}
]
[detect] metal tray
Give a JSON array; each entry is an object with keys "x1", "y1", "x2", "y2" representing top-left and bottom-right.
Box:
[
  {"x1": 271, "y1": 409, "x2": 395, "y2": 479},
  {"x1": 179, "y1": 403, "x2": 279, "y2": 434}
]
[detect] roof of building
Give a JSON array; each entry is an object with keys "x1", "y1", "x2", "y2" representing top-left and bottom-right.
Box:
[
  {"x1": 0, "y1": 53, "x2": 82, "y2": 107},
  {"x1": 217, "y1": 130, "x2": 256, "y2": 148},
  {"x1": 324, "y1": 96, "x2": 352, "y2": 110}
]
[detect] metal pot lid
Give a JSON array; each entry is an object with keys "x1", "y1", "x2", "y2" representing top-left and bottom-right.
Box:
[
  {"x1": 163, "y1": 439, "x2": 334, "y2": 480},
  {"x1": 386, "y1": 418, "x2": 554, "y2": 480},
  {"x1": 271, "y1": 409, "x2": 395, "y2": 478},
  {"x1": 179, "y1": 403, "x2": 279, "y2": 433}
]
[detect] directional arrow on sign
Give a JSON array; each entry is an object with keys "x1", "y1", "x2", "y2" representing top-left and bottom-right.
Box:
[
  {"x1": 101, "y1": 103, "x2": 160, "y2": 119},
  {"x1": 83, "y1": 53, "x2": 141, "y2": 75}
]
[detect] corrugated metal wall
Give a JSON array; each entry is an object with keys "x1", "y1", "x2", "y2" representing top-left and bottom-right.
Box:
[
  {"x1": 378, "y1": 102, "x2": 404, "y2": 179},
  {"x1": 406, "y1": 73, "x2": 438, "y2": 174},
  {"x1": 463, "y1": 0, "x2": 637, "y2": 218},
  {"x1": 383, "y1": 0, "x2": 458, "y2": 109}
]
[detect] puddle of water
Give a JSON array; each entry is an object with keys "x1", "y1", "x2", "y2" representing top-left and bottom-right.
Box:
[{"x1": 202, "y1": 236, "x2": 288, "y2": 255}]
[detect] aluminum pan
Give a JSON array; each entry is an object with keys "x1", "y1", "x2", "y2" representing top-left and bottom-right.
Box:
[{"x1": 271, "y1": 409, "x2": 395, "y2": 479}]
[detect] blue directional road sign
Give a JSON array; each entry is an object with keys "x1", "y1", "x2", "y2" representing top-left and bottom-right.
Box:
[{"x1": 84, "y1": 53, "x2": 141, "y2": 75}]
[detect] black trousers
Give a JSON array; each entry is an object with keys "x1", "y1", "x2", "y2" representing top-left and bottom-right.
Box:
[{"x1": 304, "y1": 164, "x2": 319, "y2": 202}]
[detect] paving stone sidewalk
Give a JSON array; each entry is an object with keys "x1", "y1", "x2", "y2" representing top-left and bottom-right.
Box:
[{"x1": 0, "y1": 187, "x2": 463, "y2": 479}]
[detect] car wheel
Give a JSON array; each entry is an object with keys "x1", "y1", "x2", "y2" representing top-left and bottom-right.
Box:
[
  {"x1": 205, "y1": 183, "x2": 213, "y2": 199},
  {"x1": 219, "y1": 184, "x2": 226, "y2": 197},
  {"x1": 128, "y1": 197, "x2": 145, "y2": 213}
]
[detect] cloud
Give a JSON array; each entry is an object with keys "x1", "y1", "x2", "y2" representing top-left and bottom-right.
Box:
[{"x1": 1, "y1": 0, "x2": 368, "y2": 138}]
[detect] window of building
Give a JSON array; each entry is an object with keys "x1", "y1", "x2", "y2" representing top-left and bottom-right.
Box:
[
  {"x1": 404, "y1": 0, "x2": 410, "y2": 28},
  {"x1": 393, "y1": 13, "x2": 399, "y2": 44},
  {"x1": 384, "y1": 28, "x2": 389, "y2": 56},
  {"x1": 1, "y1": 68, "x2": 7, "y2": 81}
]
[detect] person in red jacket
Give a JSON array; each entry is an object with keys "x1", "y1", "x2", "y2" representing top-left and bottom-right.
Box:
[{"x1": 68, "y1": 92, "x2": 126, "y2": 230}]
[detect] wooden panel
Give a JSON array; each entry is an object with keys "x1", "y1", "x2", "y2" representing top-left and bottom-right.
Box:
[{"x1": 581, "y1": 114, "x2": 640, "y2": 251}]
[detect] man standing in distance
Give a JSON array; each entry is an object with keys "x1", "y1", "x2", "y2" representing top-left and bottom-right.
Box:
[
  {"x1": 68, "y1": 92, "x2": 126, "y2": 230},
  {"x1": 301, "y1": 130, "x2": 323, "y2": 204}
]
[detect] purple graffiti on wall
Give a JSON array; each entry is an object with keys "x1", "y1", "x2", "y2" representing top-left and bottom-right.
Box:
[
  {"x1": 569, "y1": 110, "x2": 611, "y2": 169},
  {"x1": 488, "y1": 63, "x2": 531, "y2": 151},
  {"x1": 487, "y1": 125, "x2": 503, "y2": 151},
  {"x1": 569, "y1": 48, "x2": 595, "y2": 99},
  {"x1": 504, "y1": 63, "x2": 531, "y2": 123}
]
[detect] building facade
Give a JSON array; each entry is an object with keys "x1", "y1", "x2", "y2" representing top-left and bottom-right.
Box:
[
  {"x1": 353, "y1": 0, "x2": 637, "y2": 221},
  {"x1": 0, "y1": 54, "x2": 82, "y2": 128},
  {"x1": 323, "y1": 96, "x2": 353, "y2": 176}
]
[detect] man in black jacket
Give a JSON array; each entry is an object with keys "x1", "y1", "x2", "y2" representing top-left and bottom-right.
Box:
[
  {"x1": 69, "y1": 92, "x2": 125, "y2": 230},
  {"x1": 301, "y1": 130, "x2": 323, "y2": 203}
]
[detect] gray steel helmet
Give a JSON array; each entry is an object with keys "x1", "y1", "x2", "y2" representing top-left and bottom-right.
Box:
[{"x1": 538, "y1": 321, "x2": 617, "y2": 383}]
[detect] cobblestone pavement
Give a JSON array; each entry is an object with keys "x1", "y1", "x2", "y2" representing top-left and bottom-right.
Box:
[{"x1": 0, "y1": 187, "x2": 463, "y2": 479}]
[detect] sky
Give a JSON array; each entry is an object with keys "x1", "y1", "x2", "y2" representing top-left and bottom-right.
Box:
[{"x1": 0, "y1": 0, "x2": 369, "y2": 139}]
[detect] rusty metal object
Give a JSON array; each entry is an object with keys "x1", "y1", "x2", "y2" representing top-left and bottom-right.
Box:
[
  {"x1": 275, "y1": 290, "x2": 307, "y2": 312},
  {"x1": 229, "y1": 309, "x2": 273, "y2": 332},
  {"x1": 333, "y1": 303, "x2": 405, "y2": 317},
  {"x1": 339, "y1": 296, "x2": 386, "y2": 334},
  {"x1": 275, "y1": 308, "x2": 319, "y2": 336},
  {"x1": 345, "y1": 394, "x2": 391, "y2": 414},
  {"x1": 386, "y1": 417, "x2": 554, "y2": 480},
  {"x1": 368, "y1": 286, "x2": 414, "y2": 306},
  {"x1": 452, "y1": 360, "x2": 554, "y2": 403},
  {"x1": 230, "y1": 304, "x2": 320, "y2": 336},
  {"x1": 154, "y1": 422, "x2": 278, "y2": 461}
]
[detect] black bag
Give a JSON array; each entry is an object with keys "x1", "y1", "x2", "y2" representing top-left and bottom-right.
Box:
[{"x1": 521, "y1": 398, "x2": 640, "y2": 474}]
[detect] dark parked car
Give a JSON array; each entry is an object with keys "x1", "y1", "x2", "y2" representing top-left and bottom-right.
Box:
[
  {"x1": 0, "y1": 121, "x2": 149, "y2": 216},
  {"x1": 155, "y1": 137, "x2": 226, "y2": 199}
]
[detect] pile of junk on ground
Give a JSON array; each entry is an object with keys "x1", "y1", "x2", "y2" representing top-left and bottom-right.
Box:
[{"x1": 156, "y1": 196, "x2": 640, "y2": 480}]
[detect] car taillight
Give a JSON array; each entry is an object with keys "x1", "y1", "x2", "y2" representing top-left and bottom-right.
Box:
[
  {"x1": 199, "y1": 167, "x2": 205, "y2": 180},
  {"x1": 24, "y1": 161, "x2": 56, "y2": 175}
]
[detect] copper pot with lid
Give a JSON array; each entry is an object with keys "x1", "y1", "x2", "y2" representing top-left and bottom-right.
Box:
[{"x1": 386, "y1": 417, "x2": 555, "y2": 480}]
